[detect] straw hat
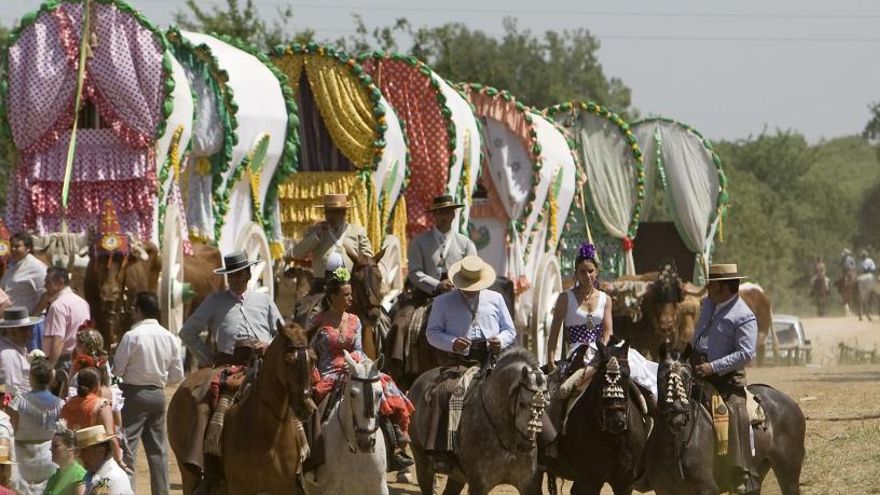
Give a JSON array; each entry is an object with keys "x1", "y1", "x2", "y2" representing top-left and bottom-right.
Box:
[
  {"x1": 0, "y1": 306, "x2": 44, "y2": 329},
  {"x1": 427, "y1": 195, "x2": 465, "y2": 212},
  {"x1": 0, "y1": 445, "x2": 16, "y2": 465},
  {"x1": 706, "y1": 263, "x2": 748, "y2": 282},
  {"x1": 314, "y1": 193, "x2": 353, "y2": 210},
  {"x1": 213, "y1": 251, "x2": 257, "y2": 275},
  {"x1": 448, "y1": 256, "x2": 496, "y2": 292},
  {"x1": 75, "y1": 425, "x2": 116, "y2": 450}
]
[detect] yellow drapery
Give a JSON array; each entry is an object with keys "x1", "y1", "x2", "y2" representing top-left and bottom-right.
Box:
[
  {"x1": 271, "y1": 51, "x2": 378, "y2": 168},
  {"x1": 278, "y1": 172, "x2": 381, "y2": 248}
]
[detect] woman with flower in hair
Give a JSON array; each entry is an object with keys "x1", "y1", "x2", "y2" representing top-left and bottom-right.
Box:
[
  {"x1": 71, "y1": 326, "x2": 125, "y2": 443},
  {"x1": 310, "y1": 265, "x2": 415, "y2": 471},
  {"x1": 43, "y1": 421, "x2": 85, "y2": 495},
  {"x1": 7, "y1": 350, "x2": 63, "y2": 494}
]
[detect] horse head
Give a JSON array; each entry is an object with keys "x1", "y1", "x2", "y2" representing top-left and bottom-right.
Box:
[
  {"x1": 350, "y1": 249, "x2": 386, "y2": 327},
  {"x1": 657, "y1": 342, "x2": 694, "y2": 433},
  {"x1": 489, "y1": 348, "x2": 547, "y2": 452},
  {"x1": 342, "y1": 350, "x2": 383, "y2": 453},
  {"x1": 273, "y1": 319, "x2": 317, "y2": 420},
  {"x1": 595, "y1": 339, "x2": 633, "y2": 435},
  {"x1": 644, "y1": 262, "x2": 686, "y2": 342}
]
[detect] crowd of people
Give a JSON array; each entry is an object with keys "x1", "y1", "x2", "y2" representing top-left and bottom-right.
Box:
[{"x1": 0, "y1": 191, "x2": 791, "y2": 494}]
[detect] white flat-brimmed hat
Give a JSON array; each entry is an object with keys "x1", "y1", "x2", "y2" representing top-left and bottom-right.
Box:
[
  {"x1": 213, "y1": 251, "x2": 258, "y2": 275},
  {"x1": 706, "y1": 263, "x2": 748, "y2": 281},
  {"x1": 449, "y1": 256, "x2": 496, "y2": 292},
  {"x1": 75, "y1": 425, "x2": 116, "y2": 450},
  {"x1": 0, "y1": 307, "x2": 44, "y2": 329}
]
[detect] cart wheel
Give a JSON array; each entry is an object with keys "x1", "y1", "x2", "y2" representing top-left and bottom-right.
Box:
[
  {"x1": 531, "y1": 253, "x2": 563, "y2": 365},
  {"x1": 159, "y1": 202, "x2": 189, "y2": 335},
  {"x1": 236, "y1": 221, "x2": 275, "y2": 300}
]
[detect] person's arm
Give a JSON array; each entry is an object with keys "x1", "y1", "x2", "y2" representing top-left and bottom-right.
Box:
[
  {"x1": 167, "y1": 335, "x2": 185, "y2": 386},
  {"x1": 425, "y1": 296, "x2": 456, "y2": 352},
  {"x1": 709, "y1": 316, "x2": 758, "y2": 375},
  {"x1": 111, "y1": 335, "x2": 131, "y2": 380},
  {"x1": 407, "y1": 237, "x2": 440, "y2": 294},
  {"x1": 268, "y1": 300, "x2": 283, "y2": 337},
  {"x1": 601, "y1": 292, "x2": 613, "y2": 345},
  {"x1": 465, "y1": 238, "x2": 478, "y2": 257},
  {"x1": 358, "y1": 228, "x2": 374, "y2": 259},
  {"x1": 351, "y1": 317, "x2": 365, "y2": 361},
  {"x1": 42, "y1": 304, "x2": 66, "y2": 367},
  {"x1": 289, "y1": 226, "x2": 321, "y2": 259},
  {"x1": 545, "y1": 292, "x2": 568, "y2": 369},
  {"x1": 178, "y1": 301, "x2": 215, "y2": 366},
  {"x1": 97, "y1": 401, "x2": 125, "y2": 466},
  {"x1": 495, "y1": 294, "x2": 517, "y2": 349}
]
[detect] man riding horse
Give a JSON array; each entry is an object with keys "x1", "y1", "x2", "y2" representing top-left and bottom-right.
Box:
[
  {"x1": 420, "y1": 256, "x2": 516, "y2": 460},
  {"x1": 178, "y1": 251, "x2": 283, "y2": 494},
  {"x1": 692, "y1": 263, "x2": 760, "y2": 495},
  {"x1": 287, "y1": 193, "x2": 373, "y2": 294},
  {"x1": 408, "y1": 195, "x2": 477, "y2": 300}
]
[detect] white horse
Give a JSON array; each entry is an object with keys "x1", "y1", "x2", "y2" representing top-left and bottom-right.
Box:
[
  {"x1": 303, "y1": 351, "x2": 388, "y2": 495},
  {"x1": 856, "y1": 273, "x2": 878, "y2": 321}
]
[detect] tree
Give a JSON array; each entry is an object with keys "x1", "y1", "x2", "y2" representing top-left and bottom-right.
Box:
[{"x1": 174, "y1": 0, "x2": 313, "y2": 51}]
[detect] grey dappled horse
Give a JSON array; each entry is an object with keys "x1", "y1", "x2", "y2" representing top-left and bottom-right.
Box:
[
  {"x1": 645, "y1": 343, "x2": 806, "y2": 495},
  {"x1": 408, "y1": 347, "x2": 547, "y2": 495}
]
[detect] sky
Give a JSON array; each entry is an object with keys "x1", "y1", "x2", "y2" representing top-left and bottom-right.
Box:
[{"x1": 3, "y1": 0, "x2": 879, "y2": 143}]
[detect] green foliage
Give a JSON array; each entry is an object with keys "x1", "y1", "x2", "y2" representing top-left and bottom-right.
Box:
[
  {"x1": 173, "y1": 0, "x2": 313, "y2": 51},
  {"x1": 713, "y1": 132, "x2": 880, "y2": 312}
]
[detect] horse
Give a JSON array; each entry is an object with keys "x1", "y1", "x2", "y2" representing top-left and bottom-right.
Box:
[
  {"x1": 836, "y1": 270, "x2": 858, "y2": 317},
  {"x1": 645, "y1": 343, "x2": 806, "y2": 495},
  {"x1": 856, "y1": 273, "x2": 878, "y2": 321},
  {"x1": 408, "y1": 347, "x2": 547, "y2": 495},
  {"x1": 541, "y1": 340, "x2": 649, "y2": 495},
  {"x1": 809, "y1": 273, "x2": 831, "y2": 316},
  {"x1": 293, "y1": 251, "x2": 389, "y2": 360},
  {"x1": 303, "y1": 351, "x2": 387, "y2": 495},
  {"x1": 167, "y1": 319, "x2": 316, "y2": 494}
]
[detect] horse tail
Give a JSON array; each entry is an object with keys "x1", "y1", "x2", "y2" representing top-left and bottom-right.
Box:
[{"x1": 547, "y1": 472, "x2": 557, "y2": 495}]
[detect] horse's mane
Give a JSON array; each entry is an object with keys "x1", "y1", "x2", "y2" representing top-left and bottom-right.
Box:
[{"x1": 495, "y1": 346, "x2": 539, "y2": 370}]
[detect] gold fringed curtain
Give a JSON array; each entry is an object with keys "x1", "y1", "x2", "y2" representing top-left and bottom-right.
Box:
[
  {"x1": 391, "y1": 196, "x2": 407, "y2": 269},
  {"x1": 273, "y1": 53, "x2": 306, "y2": 94},
  {"x1": 304, "y1": 57, "x2": 377, "y2": 168},
  {"x1": 278, "y1": 172, "x2": 382, "y2": 247}
]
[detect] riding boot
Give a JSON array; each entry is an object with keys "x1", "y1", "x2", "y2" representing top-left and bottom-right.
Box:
[
  {"x1": 392, "y1": 423, "x2": 414, "y2": 464},
  {"x1": 193, "y1": 454, "x2": 221, "y2": 495},
  {"x1": 205, "y1": 393, "x2": 233, "y2": 456},
  {"x1": 380, "y1": 417, "x2": 414, "y2": 471},
  {"x1": 183, "y1": 402, "x2": 211, "y2": 474}
]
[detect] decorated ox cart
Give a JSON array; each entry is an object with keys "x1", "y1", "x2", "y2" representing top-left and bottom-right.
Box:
[
  {"x1": 269, "y1": 43, "x2": 408, "y2": 301},
  {"x1": 460, "y1": 84, "x2": 579, "y2": 363},
  {"x1": 631, "y1": 117, "x2": 728, "y2": 283},
  {"x1": 0, "y1": 0, "x2": 294, "y2": 342},
  {"x1": 358, "y1": 52, "x2": 480, "y2": 239}
]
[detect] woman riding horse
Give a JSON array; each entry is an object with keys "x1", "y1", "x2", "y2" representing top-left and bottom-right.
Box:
[{"x1": 309, "y1": 267, "x2": 414, "y2": 471}]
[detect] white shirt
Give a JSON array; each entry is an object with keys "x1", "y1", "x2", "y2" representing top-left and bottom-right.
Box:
[
  {"x1": 86, "y1": 457, "x2": 133, "y2": 495},
  {"x1": 0, "y1": 254, "x2": 46, "y2": 312},
  {"x1": 0, "y1": 336, "x2": 30, "y2": 396},
  {"x1": 113, "y1": 319, "x2": 184, "y2": 388},
  {"x1": 425, "y1": 289, "x2": 516, "y2": 353}
]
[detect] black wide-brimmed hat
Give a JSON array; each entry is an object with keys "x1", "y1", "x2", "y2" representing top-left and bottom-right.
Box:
[
  {"x1": 427, "y1": 195, "x2": 465, "y2": 212},
  {"x1": 0, "y1": 306, "x2": 44, "y2": 328},
  {"x1": 213, "y1": 251, "x2": 257, "y2": 275}
]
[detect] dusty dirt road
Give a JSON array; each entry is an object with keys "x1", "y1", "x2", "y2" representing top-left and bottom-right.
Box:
[{"x1": 138, "y1": 316, "x2": 879, "y2": 494}]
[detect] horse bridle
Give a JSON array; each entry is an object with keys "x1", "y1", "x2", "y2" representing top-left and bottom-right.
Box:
[
  {"x1": 662, "y1": 360, "x2": 700, "y2": 480},
  {"x1": 281, "y1": 341, "x2": 313, "y2": 421},
  {"x1": 598, "y1": 356, "x2": 631, "y2": 433},
  {"x1": 338, "y1": 371, "x2": 382, "y2": 453},
  {"x1": 479, "y1": 369, "x2": 546, "y2": 455}
]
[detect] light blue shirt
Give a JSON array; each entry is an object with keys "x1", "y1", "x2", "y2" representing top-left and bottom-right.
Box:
[
  {"x1": 425, "y1": 289, "x2": 516, "y2": 353},
  {"x1": 692, "y1": 295, "x2": 757, "y2": 376}
]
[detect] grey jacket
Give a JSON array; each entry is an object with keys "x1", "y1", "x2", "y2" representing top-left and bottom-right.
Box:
[{"x1": 407, "y1": 228, "x2": 476, "y2": 294}]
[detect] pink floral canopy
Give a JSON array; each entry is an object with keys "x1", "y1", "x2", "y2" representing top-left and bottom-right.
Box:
[{"x1": 3, "y1": 1, "x2": 170, "y2": 238}]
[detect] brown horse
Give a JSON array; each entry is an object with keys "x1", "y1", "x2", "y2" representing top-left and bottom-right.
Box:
[
  {"x1": 293, "y1": 252, "x2": 388, "y2": 359},
  {"x1": 167, "y1": 320, "x2": 316, "y2": 494},
  {"x1": 836, "y1": 270, "x2": 858, "y2": 316},
  {"x1": 809, "y1": 274, "x2": 831, "y2": 316}
]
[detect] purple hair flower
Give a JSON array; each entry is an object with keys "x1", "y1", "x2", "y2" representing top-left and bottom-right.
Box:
[{"x1": 578, "y1": 242, "x2": 596, "y2": 260}]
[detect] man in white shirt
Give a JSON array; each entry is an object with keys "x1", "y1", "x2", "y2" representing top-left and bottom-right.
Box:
[
  {"x1": 0, "y1": 307, "x2": 44, "y2": 397},
  {"x1": 113, "y1": 292, "x2": 183, "y2": 495},
  {"x1": 407, "y1": 195, "x2": 477, "y2": 298},
  {"x1": 0, "y1": 232, "x2": 47, "y2": 351},
  {"x1": 76, "y1": 425, "x2": 133, "y2": 495}
]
